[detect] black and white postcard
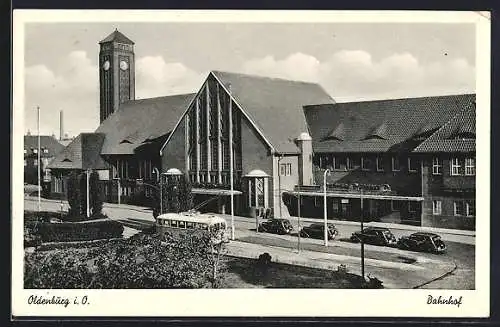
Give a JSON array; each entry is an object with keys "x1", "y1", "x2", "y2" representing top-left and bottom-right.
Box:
[{"x1": 12, "y1": 10, "x2": 491, "y2": 318}]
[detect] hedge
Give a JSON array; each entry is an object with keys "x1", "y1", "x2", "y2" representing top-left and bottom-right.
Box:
[
  {"x1": 38, "y1": 219, "x2": 124, "y2": 243},
  {"x1": 24, "y1": 232, "x2": 227, "y2": 289}
]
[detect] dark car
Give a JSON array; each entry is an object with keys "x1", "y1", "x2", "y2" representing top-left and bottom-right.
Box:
[
  {"x1": 258, "y1": 219, "x2": 293, "y2": 235},
  {"x1": 299, "y1": 223, "x2": 339, "y2": 240},
  {"x1": 397, "y1": 232, "x2": 447, "y2": 254},
  {"x1": 350, "y1": 227, "x2": 397, "y2": 246}
]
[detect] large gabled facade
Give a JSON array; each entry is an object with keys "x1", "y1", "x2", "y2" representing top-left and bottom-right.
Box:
[{"x1": 160, "y1": 71, "x2": 334, "y2": 217}]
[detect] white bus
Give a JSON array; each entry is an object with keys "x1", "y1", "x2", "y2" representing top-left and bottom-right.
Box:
[{"x1": 156, "y1": 211, "x2": 229, "y2": 244}]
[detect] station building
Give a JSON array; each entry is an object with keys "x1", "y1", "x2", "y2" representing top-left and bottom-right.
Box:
[{"x1": 47, "y1": 29, "x2": 476, "y2": 230}]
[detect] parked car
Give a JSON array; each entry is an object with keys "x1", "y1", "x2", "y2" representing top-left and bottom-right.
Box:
[
  {"x1": 299, "y1": 223, "x2": 339, "y2": 240},
  {"x1": 350, "y1": 227, "x2": 397, "y2": 246},
  {"x1": 397, "y1": 232, "x2": 447, "y2": 254},
  {"x1": 257, "y1": 219, "x2": 293, "y2": 235}
]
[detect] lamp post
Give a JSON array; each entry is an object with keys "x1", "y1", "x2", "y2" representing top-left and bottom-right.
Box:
[
  {"x1": 360, "y1": 188, "x2": 365, "y2": 280},
  {"x1": 323, "y1": 169, "x2": 330, "y2": 247},
  {"x1": 228, "y1": 83, "x2": 235, "y2": 241},
  {"x1": 297, "y1": 190, "x2": 301, "y2": 253},
  {"x1": 37, "y1": 106, "x2": 41, "y2": 212}
]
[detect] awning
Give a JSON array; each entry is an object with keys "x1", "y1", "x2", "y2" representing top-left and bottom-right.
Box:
[
  {"x1": 285, "y1": 190, "x2": 424, "y2": 202},
  {"x1": 192, "y1": 188, "x2": 243, "y2": 196}
]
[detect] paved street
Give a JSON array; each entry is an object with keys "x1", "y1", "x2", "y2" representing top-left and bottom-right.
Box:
[{"x1": 24, "y1": 196, "x2": 475, "y2": 289}]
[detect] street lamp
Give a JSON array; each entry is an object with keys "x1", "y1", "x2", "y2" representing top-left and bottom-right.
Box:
[
  {"x1": 360, "y1": 188, "x2": 365, "y2": 280},
  {"x1": 323, "y1": 169, "x2": 330, "y2": 246}
]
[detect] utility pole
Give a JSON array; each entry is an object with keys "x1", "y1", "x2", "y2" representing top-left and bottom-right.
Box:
[
  {"x1": 37, "y1": 106, "x2": 41, "y2": 212},
  {"x1": 86, "y1": 169, "x2": 90, "y2": 218},
  {"x1": 228, "y1": 83, "x2": 235, "y2": 240},
  {"x1": 323, "y1": 169, "x2": 330, "y2": 246}
]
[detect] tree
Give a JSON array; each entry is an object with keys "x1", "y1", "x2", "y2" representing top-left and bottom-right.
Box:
[
  {"x1": 67, "y1": 171, "x2": 82, "y2": 217},
  {"x1": 79, "y1": 171, "x2": 88, "y2": 216},
  {"x1": 178, "y1": 175, "x2": 194, "y2": 212},
  {"x1": 151, "y1": 174, "x2": 194, "y2": 218}
]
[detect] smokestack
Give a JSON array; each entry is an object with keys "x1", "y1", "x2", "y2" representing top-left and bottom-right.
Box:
[{"x1": 59, "y1": 110, "x2": 64, "y2": 140}]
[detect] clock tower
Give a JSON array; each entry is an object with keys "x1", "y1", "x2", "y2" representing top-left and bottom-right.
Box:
[{"x1": 99, "y1": 29, "x2": 135, "y2": 123}]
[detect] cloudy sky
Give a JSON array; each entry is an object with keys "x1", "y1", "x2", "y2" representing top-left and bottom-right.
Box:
[{"x1": 23, "y1": 22, "x2": 476, "y2": 137}]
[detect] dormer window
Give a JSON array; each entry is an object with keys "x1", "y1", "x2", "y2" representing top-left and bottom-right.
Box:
[
  {"x1": 363, "y1": 122, "x2": 389, "y2": 140},
  {"x1": 452, "y1": 132, "x2": 476, "y2": 140},
  {"x1": 120, "y1": 139, "x2": 133, "y2": 144},
  {"x1": 324, "y1": 123, "x2": 345, "y2": 141},
  {"x1": 24, "y1": 149, "x2": 27, "y2": 154},
  {"x1": 43, "y1": 148, "x2": 49, "y2": 154}
]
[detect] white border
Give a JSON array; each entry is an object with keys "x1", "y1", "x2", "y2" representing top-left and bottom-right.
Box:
[{"x1": 12, "y1": 10, "x2": 490, "y2": 318}]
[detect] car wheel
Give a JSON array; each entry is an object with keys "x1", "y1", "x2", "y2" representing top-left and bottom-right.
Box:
[{"x1": 350, "y1": 235, "x2": 360, "y2": 243}]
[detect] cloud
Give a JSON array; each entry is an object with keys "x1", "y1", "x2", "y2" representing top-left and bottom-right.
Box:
[
  {"x1": 240, "y1": 50, "x2": 476, "y2": 102},
  {"x1": 135, "y1": 56, "x2": 205, "y2": 98},
  {"x1": 24, "y1": 51, "x2": 204, "y2": 136},
  {"x1": 242, "y1": 53, "x2": 320, "y2": 82}
]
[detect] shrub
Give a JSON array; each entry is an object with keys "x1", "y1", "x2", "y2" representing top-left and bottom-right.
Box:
[
  {"x1": 24, "y1": 232, "x2": 227, "y2": 289},
  {"x1": 38, "y1": 219, "x2": 124, "y2": 243},
  {"x1": 67, "y1": 171, "x2": 81, "y2": 217}
]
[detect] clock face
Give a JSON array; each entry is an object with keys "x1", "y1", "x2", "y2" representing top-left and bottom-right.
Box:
[
  {"x1": 102, "y1": 61, "x2": 110, "y2": 71},
  {"x1": 120, "y1": 60, "x2": 129, "y2": 71}
]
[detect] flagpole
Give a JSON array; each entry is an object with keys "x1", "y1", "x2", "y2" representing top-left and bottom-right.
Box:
[
  {"x1": 37, "y1": 106, "x2": 41, "y2": 212},
  {"x1": 228, "y1": 83, "x2": 235, "y2": 240}
]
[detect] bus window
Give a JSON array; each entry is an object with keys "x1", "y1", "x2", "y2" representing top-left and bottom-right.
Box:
[
  {"x1": 186, "y1": 222, "x2": 194, "y2": 229},
  {"x1": 171, "y1": 220, "x2": 178, "y2": 228},
  {"x1": 165, "y1": 220, "x2": 171, "y2": 227},
  {"x1": 179, "y1": 221, "x2": 186, "y2": 229}
]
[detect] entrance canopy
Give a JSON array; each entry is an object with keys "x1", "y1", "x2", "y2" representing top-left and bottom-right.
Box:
[
  {"x1": 244, "y1": 169, "x2": 270, "y2": 178},
  {"x1": 192, "y1": 188, "x2": 243, "y2": 196},
  {"x1": 285, "y1": 190, "x2": 424, "y2": 202}
]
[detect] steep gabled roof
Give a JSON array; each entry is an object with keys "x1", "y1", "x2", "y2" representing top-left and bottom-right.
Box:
[
  {"x1": 413, "y1": 101, "x2": 476, "y2": 153},
  {"x1": 99, "y1": 29, "x2": 134, "y2": 45},
  {"x1": 24, "y1": 135, "x2": 65, "y2": 157},
  {"x1": 47, "y1": 133, "x2": 108, "y2": 170},
  {"x1": 96, "y1": 93, "x2": 195, "y2": 155},
  {"x1": 305, "y1": 94, "x2": 475, "y2": 153},
  {"x1": 211, "y1": 71, "x2": 335, "y2": 153}
]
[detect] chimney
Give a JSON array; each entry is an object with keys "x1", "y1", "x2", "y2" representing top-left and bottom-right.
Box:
[{"x1": 59, "y1": 110, "x2": 64, "y2": 140}]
